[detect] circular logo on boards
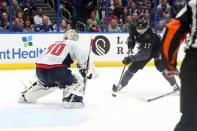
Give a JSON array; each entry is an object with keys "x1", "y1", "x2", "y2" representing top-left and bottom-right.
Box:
[{"x1": 92, "y1": 35, "x2": 110, "y2": 56}]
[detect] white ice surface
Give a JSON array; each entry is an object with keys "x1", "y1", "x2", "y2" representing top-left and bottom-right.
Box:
[{"x1": 0, "y1": 67, "x2": 181, "y2": 131}]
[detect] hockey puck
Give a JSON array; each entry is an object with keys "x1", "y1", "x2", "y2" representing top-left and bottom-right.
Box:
[{"x1": 112, "y1": 93, "x2": 116, "y2": 97}]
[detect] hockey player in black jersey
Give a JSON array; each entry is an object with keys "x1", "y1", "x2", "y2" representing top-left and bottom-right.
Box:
[{"x1": 112, "y1": 19, "x2": 180, "y2": 93}]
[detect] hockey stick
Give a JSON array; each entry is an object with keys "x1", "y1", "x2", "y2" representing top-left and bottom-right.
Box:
[
  {"x1": 83, "y1": 38, "x2": 94, "y2": 94},
  {"x1": 139, "y1": 91, "x2": 177, "y2": 102},
  {"x1": 112, "y1": 49, "x2": 131, "y2": 97}
]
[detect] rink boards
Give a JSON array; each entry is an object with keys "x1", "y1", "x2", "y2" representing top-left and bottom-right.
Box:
[{"x1": 0, "y1": 33, "x2": 185, "y2": 70}]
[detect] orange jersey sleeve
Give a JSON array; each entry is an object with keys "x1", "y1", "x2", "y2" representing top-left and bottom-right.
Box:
[{"x1": 162, "y1": 5, "x2": 191, "y2": 70}]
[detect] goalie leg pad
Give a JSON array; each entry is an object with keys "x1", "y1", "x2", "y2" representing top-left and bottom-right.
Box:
[
  {"x1": 19, "y1": 81, "x2": 58, "y2": 103},
  {"x1": 62, "y1": 74, "x2": 84, "y2": 108},
  {"x1": 63, "y1": 74, "x2": 84, "y2": 97}
]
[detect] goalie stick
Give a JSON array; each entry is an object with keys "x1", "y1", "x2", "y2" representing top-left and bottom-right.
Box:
[{"x1": 83, "y1": 38, "x2": 94, "y2": 94}]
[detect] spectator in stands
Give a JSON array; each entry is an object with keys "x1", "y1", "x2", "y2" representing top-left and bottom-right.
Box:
[
  {"x1": 34, "y1": 8, "x2": 45, "y2": 25},
  {"x1": 131, "y1": 12, "x2": 138, "y2": 24},
  {"x1": 69, "y1": 0, "x2": 84, "y2": 28},
  {"x1": 82, "y1": 0, "x2": 97, "y2": 23},
  {"x1": 162, "y1": 11, "x2": 171, "y2": 23},
  {"x1": 23, "y1": 19, "x2": 34, "y2": 32},
  {"x1": 87, "y1": 20, "x2": 101, "y2": 32},
  {"x1": 157, "y1": 0, "x2": 171, "y2": 19},
  {"x1": 127, "y1": 1, "x2": 137, "y2": 15},
  {"x1": 86, "y1": 11, "x2": 101, "y2": 28},
  {"x1": 144, "y1": 0, "x2": 152, "y2": 13},
  {"x1": 113, "y1": 0, "x2": 124, "y2": 24},
  {"x1": 122, "y1": 15, "x2": 132, "y2": 32},
  {"x1": 106, "y1": 19, "x2": 122, "y2": 32},
  {"x1": 12, "y1": 17, "x2": 23, "y2": 32},
  {"x1": 144, "y1": 0, "x2": 153, "y2": 19},
  {"x1": 121, "y1": 7, "x2": 129, "y2": 24},
  {"x1": 103, "y1": 8, "x2": 118, "y2": 25},
  {"x1": 12, "y1": 0, "x2": 22, "y2": 16},
  {"x1": 21, "y1": 0, "x2": 36, "y2": 15},
  {"x1": 98, "y1": 1, "x2": 106, "y2": 24},
  {"x1": 34, "y1": 16, "x2": 56, "y2": 32},
  {"x1": 23, "y1": 7, "x2": 35, "y2": 25},
  {"x1": 60, "y1": 19, "x2": 70, "y2": 32},
  {"x1": 109, "y1": 0, "x2": 115, "y2": 10},
  {"x1": 137, "y1": 1, "x2": 145, "y2": 16},
  {"x1": 156, "y1": 19, "x2": 165, "y2": 36},
  {"x1": 16, "y1": 11, "x2": 24, "y2": 25},
  {"x1": 0, "y1": 1, "x2": 9, "y2": 14},
  {"x1": 143, "y1": 10, "x2": 152, "y2": 26},
  {"x1": 0, "y1": 12, "x2": 9, "y2": 32}
]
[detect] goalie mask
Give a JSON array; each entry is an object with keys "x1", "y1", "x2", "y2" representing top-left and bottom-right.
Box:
[{"x1": 63, "y1": 29, "x2": 79, "y2": 41}]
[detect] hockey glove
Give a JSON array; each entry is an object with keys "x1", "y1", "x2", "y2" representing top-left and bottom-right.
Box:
[
  {"x1": 79, "y1": 68, "x2": 92, "y2": 79},
  {"x1": 122, "y1": 56, "x2": 135, "y2": 65}
]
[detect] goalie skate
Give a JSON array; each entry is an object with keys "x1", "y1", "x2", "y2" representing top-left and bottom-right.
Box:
[{"x1": 62, "y1": 94, "x2": 84, "y2": 108}]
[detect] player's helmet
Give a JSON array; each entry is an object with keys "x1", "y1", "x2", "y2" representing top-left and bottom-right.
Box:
[
  {"x1": 63, "y1": 29, "x2": 79, "y2": 41},
  {"x1": 136, "y1": 19, "x2": 148, "y2": 29}
]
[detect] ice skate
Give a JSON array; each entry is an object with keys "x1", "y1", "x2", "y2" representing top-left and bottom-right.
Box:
[{"x1": 172, "y1": 83, "x2": 180, "y2": 95}]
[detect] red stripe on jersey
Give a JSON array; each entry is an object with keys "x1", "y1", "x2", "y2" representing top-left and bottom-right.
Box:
[{"x1": 36, "y1": 63, "x2": 66, "y2": 69}]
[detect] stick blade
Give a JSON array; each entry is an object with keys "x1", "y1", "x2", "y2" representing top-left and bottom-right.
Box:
[
  {"x1": 112, "y1": 84, "x2": 118, "y2": 92},
  {"x1": 136, "y1": 97, "x2": 149, "y2": 102}
]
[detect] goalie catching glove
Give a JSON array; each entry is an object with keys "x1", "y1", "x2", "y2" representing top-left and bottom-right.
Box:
[
  {"x1": 79, "y1": 68, "x2": 92, "y2": 79},
  {"x1": 77, "y1": 62, "x2": 99, "y2": 79}
]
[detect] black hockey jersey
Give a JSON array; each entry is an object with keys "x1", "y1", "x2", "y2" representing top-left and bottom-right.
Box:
[{"x1": 128, "y1": 25, "x2": 161, "y2": 61}]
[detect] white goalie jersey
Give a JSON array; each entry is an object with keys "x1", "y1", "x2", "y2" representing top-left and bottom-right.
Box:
[
  {"x1": 36, "y1": 40, "x2": 98, "y2": 78},
  {"x1": 37, "y1": 40, "x2": 87, "y2": 66}
]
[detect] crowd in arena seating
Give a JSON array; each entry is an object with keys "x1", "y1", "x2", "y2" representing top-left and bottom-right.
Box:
[
  {"x1": 61, "y1": 0, "x2": 187, "y2": 33},
  {"x1": 0, "y1": 0, "x2": 57, "y2": 32},
  {"x1": 0, "y1": 0, "x2": 187, "y2": 33}
]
